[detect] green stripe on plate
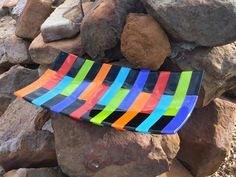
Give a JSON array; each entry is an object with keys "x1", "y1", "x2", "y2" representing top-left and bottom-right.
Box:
[
  {"x1": 61, "y1": 60, "x2": 94, "y2": 96},
  {"x1": 90, "y1": 88, "x2": 129, "y2": 125},
  {"x1": 164, "y1": 71, "x2": 192, "y2": 116}
]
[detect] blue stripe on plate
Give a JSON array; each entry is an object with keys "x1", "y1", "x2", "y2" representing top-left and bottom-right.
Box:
[
  {"x1": 32, "y1": 76, "x2": 73, "y2": 106},
  {"x1": 98, "y1": 67, "x2": 131, "y2": 105},
  {"x1": 118, "y1": 70, "x2": 150, "y2": 110},
  {"x1": 135, "y1": 95, "x2": 173, "y2": 133},
  {"x1": 161, "y1": 96, "x2": 198, "y2": 134},
  {"x1": 51, "y1": 81, "x2": 90, "y2": 112}
]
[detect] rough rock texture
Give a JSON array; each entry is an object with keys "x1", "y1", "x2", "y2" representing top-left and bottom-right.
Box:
[
  {"x1": 0, "y1": 42, "x2": 13, "y2": 74},
  {"x1": 121, "y1": 13, "x2": 171, "y2": 70},
  {"x1": 164, "y1": 42, "x2": 236, "y2": 107},
  {"x1": 0, "y1": 165, "x2": 5, "y2": 176},
  {"x1": 4, "y1": 34, "x2": 31, "y2": 64},
  {"x1": 81, "y1": 0, "x2": 145, "y2": 60},
  {"x1": 0, "y1": 131, "x2": 57, "y2": 171},
  {"x1": 29, "y1": 33, "x2": 84, "y2": 64},
  {"x1": 15, "y1": 0, "x2": 53, "y2": 39},
  {"x1": 0, "y1": 98, "x2": 49, "y2": 144},
  {"x1": 159, "y1": 159, "x2": 192, "y2": 177},
  {"x1": 52, "y1": 114, "x2": 180, "y2": 177},
  {"x1": 0, "y1": 66, "x2": 38, "y2": 116},
  {"x1": 11, "y1": 0, "x2": 27, "y2": 19},
  {"x1": 141, "y1": 0, "x2": 236, "y2": 46},
  {"x1": 177, "y1": 98, "x2": 236, "y2": 177},
  {"x1": 2, "y1": 0, "x2": 18, "y2": 8},
  {"x1": 41, "y1": 0, "x2": 94, "y2": 42},
  {"x1": 0, "y1": 15, "x2": 31, "y2": 64},
  {"x1": 4, "y1": 168, "x2": 64, "y2": 177},
  {"x1": 0, "y1": 0, "x2": 8, "y2": 17}
]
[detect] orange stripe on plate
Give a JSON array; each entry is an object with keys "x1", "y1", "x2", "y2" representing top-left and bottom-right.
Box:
[
  {"x1": 111, "y1": 92, "x2": 151, "y2": 130},
  {"x1": 14, "y1": 69, "x2": 56, "y2": 98},
  {"x1": 79, "y1": 63, "x2": 112, "y2": 100},
  {"x1": 70, "y1": 84, "x2": 109, "y2": 120}
]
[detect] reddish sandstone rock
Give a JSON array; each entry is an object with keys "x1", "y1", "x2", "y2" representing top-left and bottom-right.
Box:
[
  {"x1": 178, "y1": 98, "x2": 236, "y2": 177},
  {"x1": 15, "y1": 0, "x2": 53, "y2": 39},
  {"x1": 52, "y1": 114, "x2": 180, "y2": 177},
  {"x1": 0, "y1": 131, "x2": 57, "y2": 171},
  {"x1": 29, "y1": 33, "x2": 84, "y2": 64},
  {"x1": 80, "y1": 0, "x2": 145, "y2": 60},
  {"x1": 121, "y1": 13, "x2": 171, "y2": 70}
]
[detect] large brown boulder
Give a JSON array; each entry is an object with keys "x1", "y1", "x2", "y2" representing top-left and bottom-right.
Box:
[
  {"x1": 0, "y1": 98, "x2": 49, "y2": 144},
  {"x1": 29, "y1": 33, "x2": 84, "y2": 64},
  {"x1": 121, "y1": 13, "x2": 171, "y2": 70},
  {"x1": 164, "y1": 42, "x2": 236, "y2": 107},
  {"x1": 0, "y1": 131, "x2": 57, "y2": 171},
  {"x1": 0, "y1": 66, "x2": 38, "y2": 116},
  {"x1": 141, "y1": 0, "x2": 236, "y2": 46},
  {"x1": 15, "y1": 0, "x2": 53, "y2": 39},
  {"x1": 52, "y1": 114, "x2": 180, "y2": 177},
  {"x1": 177, "y1": 98, "x2": 236, "y2": 177},
  {"x1": 80, "y1": 0, "x2": 145, "y2": 60}
]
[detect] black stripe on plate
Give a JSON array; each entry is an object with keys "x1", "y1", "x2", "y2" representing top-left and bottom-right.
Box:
[
  {"x1": 142, "y1": 72, "x2": 159, "y2": 93},
  {"x1": 50, "y1": 51, "x2": 69, "y2": 71},
  {"x1": 149, "y1": 116, "x2": 174, "y2": 133},
  {"x1": 163, "y1": 72, "x2": 180, "y2": 95},
  {"x1": 81, "y1": 104, "x2": 106, "y2": 121},
  {"x1": 66, "y1": 58, "x2": 85, "y2": 78},
  {"x1": 41, "y1": 94, "x2": 67, "y2": 109},
  {"x1": 61, "y1": 100, "x2": 85, "y2": 116},
  {"x1": 124, "y1": 113, "x2": 150, "y2": 131},
  {"x1": 103, "y1": 65, "x2": 121, "y2": 85},
  {"x1": 102, "y1": 109, "x2": 126, "y2": 126},
  {"x1": 187, "y1": 71, "x2": 203, "y2": 95},
  {"x1": 122, "y1": 69, "x2": 139, "y2": 90},
  {"x1": 84, "y1": 62, "x2": 102, "y2": 82},
  {"x1": 24, "y1": 88, "x2": 49, "y2": 102}
]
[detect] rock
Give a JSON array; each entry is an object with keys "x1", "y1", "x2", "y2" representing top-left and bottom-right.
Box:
[
  {"x1": 11, "y1": 0, "x2": 27, "y2": 19},
  {"x1": 0, "y1": 15, "x2": 31, "y2": 64},
  {"x1": 164, "y1": 42, "x2": 236, "y2": 107},
  {"x1": 177, "y1": 98, "x2": 236, "y2": 177},
  {"x1": 141, "y1": 0, "x2": 236, "y2": 46},
  {"x1": 0, "y1": 0, "x2": 8, "y2": 17},
  {"x1": 0, "y1": 66, "x2": 38, "y2": 116},
  {"x1": 2, "y1": 0, "x2": 18, "y2": 9},
  {"x1": 0, "y1": 42, "x2": 13, "y2": 74},
  {"x1": 4, "y1": 34, "x2": 32, "y2": 64},
  {"x1": 29, "y1": 33, "x2": 84, "y2": 64},
  {"x1": 121, "y1": 13, "x2": 171, "y2": 70},
  {"x1": 15, "y1": 0, "x2": 53, "y2": 39},
  {"x1": 224, "y1": 87, "x2": 236, "y2": 102},
  {"x1": 159, "y1": 159, "x2": 193, "y2": 177},
  {"x1": 41, "y1": 0, "x2": 93, "y2": 42},
  {"x1": 52, "y1": 114, "x2": 180, "y2": 177},
  {"x1": 0, "y1": 131, "x2": 57, "y2": 171},
  {"x1": 42, "y1": 120, "x2": 54, "y2": 133},
  {"x1": 52, "y1": 0, "x2": 65, "y2": 7},
  {"x1": 80, "y1": 0, "x2": 145, "y2": 60},
  {"x1": 0, "y1": 98, "x2": 49, "y2": 144},
  {"x1": 3, "y1": 168, "x2": 64, "y2": 177},
  {"x1": 0, "y1": 165, "x2": 5, "y2": 176}
]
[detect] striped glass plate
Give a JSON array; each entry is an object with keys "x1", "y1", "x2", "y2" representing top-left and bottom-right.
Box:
[{"x1": 14, "y1": 51, "x2": 203, "y2": 134}]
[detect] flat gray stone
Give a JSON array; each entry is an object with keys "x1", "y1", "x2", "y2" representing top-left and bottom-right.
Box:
[{"x1": 41, "y1": 0, "x2": 93, "y2": 42}]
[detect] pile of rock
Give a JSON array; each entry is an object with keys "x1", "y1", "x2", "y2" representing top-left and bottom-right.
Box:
[{"x1": 0, "y1": 0, "x2": 235, "y2": 177}]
